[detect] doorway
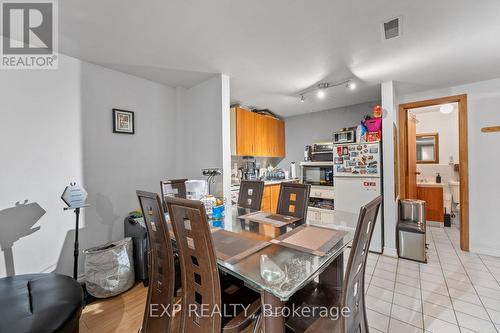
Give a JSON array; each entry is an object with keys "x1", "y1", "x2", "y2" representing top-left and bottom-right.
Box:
[{"x1": 399, "y1": 95, "x2": 469, "y2": 251}]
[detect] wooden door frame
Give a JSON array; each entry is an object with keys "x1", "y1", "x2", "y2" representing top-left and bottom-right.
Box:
[{"x1": 398, "y1": 94, "x2": 469, "y2": 251}]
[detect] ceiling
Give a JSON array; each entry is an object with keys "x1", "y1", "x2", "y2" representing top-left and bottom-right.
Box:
[{"x1": 58, "y1": 0, "x2": 500, "y2": 117}]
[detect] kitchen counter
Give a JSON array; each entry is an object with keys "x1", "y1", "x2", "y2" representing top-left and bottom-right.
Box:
[
  {"x1": 231, "y1": 179, "x2": 300, "y2": 207},
  {"x1": 231, "y1": 178, "x2": 300, "y2": 190},
  {"x1": 417, "y1": 182, "x2": 444, "y2": 188}
]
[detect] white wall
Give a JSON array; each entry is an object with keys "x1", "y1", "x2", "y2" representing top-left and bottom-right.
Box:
[
  {"x1": 76, "y1": 62, "x2": 177, "y2": 277},
  {"x1": 398, "y1": 78, "x2": 500, "y2": 257},
  {"x1": 0, "y1": 55, "x2": 83, "y2": 277},
  {"x1": 414, "y1": 107, "x2": 459, "y2": 165},
  {"x1": 278, "y1": 102, "x2": 379, "y2": 178},
  {"x1": 0, "y1": 55, "x2": 231, "y2": 278},
  {"x1": 381, "y1": 81, "x2": 399, "y2": 257},
  {"x1": 174, "y1": 75, "x2": 230, "y2": 200}
]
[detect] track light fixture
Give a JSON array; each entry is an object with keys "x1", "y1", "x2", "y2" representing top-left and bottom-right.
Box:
[{"x1": 298, "y1": 79, "x2": 356, "y2": 102}]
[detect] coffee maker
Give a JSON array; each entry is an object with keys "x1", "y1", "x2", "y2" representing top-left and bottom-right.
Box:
[{"x1": 239, "y1": 157, "x2": 258, "y2": 180}]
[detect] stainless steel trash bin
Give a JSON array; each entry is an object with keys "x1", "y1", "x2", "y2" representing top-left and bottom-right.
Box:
[
  {"x1": 398, "y1": 199, "x2": 427, "y2": 262},
  {"x1": 399, "y1": 199, "x2": 426, "y2": 226}
]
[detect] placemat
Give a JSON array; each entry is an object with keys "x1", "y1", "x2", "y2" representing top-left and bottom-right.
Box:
[
  {"x1": 211, "y1": 229, "x2": 271, "y2": 264},
  {"x1": 238, "y1": 211, "x2": 302, "y2": 227},
  {"x1": 270, "y1": 225, "x2": 347, "y2": 256}
]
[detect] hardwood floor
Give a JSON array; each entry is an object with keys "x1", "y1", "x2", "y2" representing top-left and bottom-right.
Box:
[
  {"x1": 80, "y1": 283, "x2": 256, "y2": 333},
  {"x1": 80, "y1": 284, "x2": 147, "y2": 333}
]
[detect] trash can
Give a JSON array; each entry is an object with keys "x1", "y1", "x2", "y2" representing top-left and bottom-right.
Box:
[
  {"x1": 84, "y1": 237, "x2": 135, "y2": 298},
  {"x1": 399, "y1": 199, "x2": 426, "y2": 226},
  {"x1": 397, "y1": 199, "x2": 427, "y2": 262}
]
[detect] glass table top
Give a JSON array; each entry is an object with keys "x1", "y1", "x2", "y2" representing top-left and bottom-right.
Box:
[{"x1": 135, "y1": 206, "x2": 359, "y2": 301}]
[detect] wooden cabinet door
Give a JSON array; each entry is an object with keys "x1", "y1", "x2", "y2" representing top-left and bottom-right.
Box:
[
  {"x1": 277, "y1": 120, "x2": 285, "y2": 157},
  {"x1": 261, "y1": 185, "x2": 272, "y2": 212},
  {"x1": 235, "y1": 107, "x2": 255, "y2": 156},
  {"x1": 254, "y1": 114, "x2": 269, "y2": 156},
  {"x1": 407, "y1": 114, "x2": 418, "y2": 198},
  {"x1": 270, "y1": 184, "x2": 281, "y2": 213},
  {"x1": 417, "y1": 186, "x2": 444, "y2": 222},
  {"x1": 266, "y1": 117, "x2": 279, "y2": 157}
]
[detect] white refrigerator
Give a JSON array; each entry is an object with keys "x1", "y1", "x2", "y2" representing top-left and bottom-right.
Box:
[{"x1": 334, "y1": 142, "x2": 383, "y2": 253}]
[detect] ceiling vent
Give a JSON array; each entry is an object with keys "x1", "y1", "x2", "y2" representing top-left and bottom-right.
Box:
[{"x1": 382, "y1": 17, "x2": 401, "y2": 40}]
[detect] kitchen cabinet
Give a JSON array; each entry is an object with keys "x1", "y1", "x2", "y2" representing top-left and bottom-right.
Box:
[
  {"x1": 255, "y1": 114, "x2": 270, "y2": 156},
  {"x1": 235, "y1": 107, "x2": 255, "y2": 156},
  {"x1": 261, "y1": 185, "x2": 272, "y2": 212},
  {"x1": 307, "y1": 207, "x2": 335, "y2": 224},
  {"x1": 417, "y1": 185, "x2": 444, "y2": 222},
  {"x1": 232, "y1": 107, "x2": 285, "y2": 157},
  {"x1": 260, "y1": 184, "x2": 281, "y2": 213},
  {"x1": 270, "y1": 184, "x2": 280, "y2": 213}
]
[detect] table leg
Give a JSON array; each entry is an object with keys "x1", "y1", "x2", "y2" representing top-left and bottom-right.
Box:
[
  {"x1": 261, "y1": 291, "x2": 285, "y2": 333},
  {"x1": 319, "y1": 252, "x2": 344, "y2": 290}
]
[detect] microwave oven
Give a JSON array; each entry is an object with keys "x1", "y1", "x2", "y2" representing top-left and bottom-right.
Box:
[
  {"x1": 301, "y1": 163, "x2": 334, "y2": 187},
  {"x1": 333, "y1": 128, "x2": 356, "y2": 144}
]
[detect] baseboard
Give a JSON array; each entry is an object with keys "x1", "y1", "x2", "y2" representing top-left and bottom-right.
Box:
[
  {"x1": 427, "y1": 221, "x2": 443, "y2": 227},
  {"x1": 470, "y1": 245, "x2": 500, "y2": 258},
  {"x1": 383, "y1": 247, "x2": 398, "y2": 258}
]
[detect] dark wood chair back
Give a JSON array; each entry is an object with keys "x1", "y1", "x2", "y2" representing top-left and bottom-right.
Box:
[
  {"x1": 341, "y1": 196, "x2": 382, "y2": 333},
  {"x1": 160, "y1": 179, "x2": 187, "y2": 210},
  {"x1": 237, "y1": 180, "x2": 265, "y2": 210},
  {"x1": 165, "y1": 196, "x2": 222, "y2": 333},
  {"x1": 136, "y1": 191, "x2": 175, "y2": 333},
  {"x1": 276, "y1": 182, "x2": 310, "y2": 220}
]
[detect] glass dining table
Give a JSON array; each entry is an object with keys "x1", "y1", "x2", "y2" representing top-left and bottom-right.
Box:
[{"x1": 137, "y1": 206, "x2": 360, "y2": 332}]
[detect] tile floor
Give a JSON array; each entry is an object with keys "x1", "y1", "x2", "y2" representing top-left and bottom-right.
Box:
[{"x1": 363, "y1": 226, "x2": 500, "y2": 333}]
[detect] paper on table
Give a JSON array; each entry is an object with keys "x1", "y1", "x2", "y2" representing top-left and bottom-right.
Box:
[
  {"x1": 238, "y1": 211, "x2": 301, "y2": 227},
  {"x1": 270, "y1": 225, "x2": 347, "y2": 256},
  {"x1": 281, "y1": 227, "x2": 336, "y2": 251}
]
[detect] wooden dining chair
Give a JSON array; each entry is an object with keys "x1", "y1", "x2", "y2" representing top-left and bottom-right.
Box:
[
  {"x1": 165, "y1": 196, "x2": 261, "y2": 333},
  {"x1": 276, "y1": 182, "x2": 310, "y2": 223},
  {"x1": 237, "y1": 180, "x2": 265, "y2": 210},
  {"x1": 285, "y1": 196, "x2": 383, "y2": 333},
  {"x1": 160, "y1": 179, "x2": 188, "y2": 211},
  {"x1": 136, "y1": 191, "x2": 176, "y2": 333}
]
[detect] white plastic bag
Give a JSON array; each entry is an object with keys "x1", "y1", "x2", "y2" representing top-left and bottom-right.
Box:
[{"x1": 84, "y1": 237, "x2": 135, "y2": 298}]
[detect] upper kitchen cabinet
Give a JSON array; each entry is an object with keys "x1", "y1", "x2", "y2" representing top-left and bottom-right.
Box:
[
  {"x1": 234, "y1": 107, "x2": 255, "y2": 156},
  {"x1": 231, "y1": 107, "x2": 285, "y2": 157}
]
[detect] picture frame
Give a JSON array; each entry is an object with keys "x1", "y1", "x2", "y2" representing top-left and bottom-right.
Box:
[{"x1": 112, "y1": 109, "x2": 135, "y2": 134}]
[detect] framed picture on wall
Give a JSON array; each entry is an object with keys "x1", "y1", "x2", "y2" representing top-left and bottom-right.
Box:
[{"x1": 112, "y1": 109, "x2": 135, "y2": 134}]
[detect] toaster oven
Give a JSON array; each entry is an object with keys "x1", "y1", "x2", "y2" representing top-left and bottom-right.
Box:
[{"x1": 311, "y1": 142, "x2": 333, "y2": 162}]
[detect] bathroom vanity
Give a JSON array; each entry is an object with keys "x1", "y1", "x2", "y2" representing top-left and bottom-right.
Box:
[{"x1": 417, "y1": 183, "x2": 444, "y2": 223}]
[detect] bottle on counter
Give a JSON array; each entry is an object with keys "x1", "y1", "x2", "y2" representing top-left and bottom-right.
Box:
[
  {"x1": 290, "y1": 162, "x2": 297, "y2": 179},
  {"x1": 436, "y1": 173, "x2": 442, "y2": 183}
]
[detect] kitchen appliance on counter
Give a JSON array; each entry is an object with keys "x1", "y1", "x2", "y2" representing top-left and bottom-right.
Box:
[
  {"x1": 334, "y1": 142, "x2": 383, "y2": 253},
  {"x1": 304, "y1": 145, "x2": 312, "y2": 161},
  {"x1": 265, "y1": 169, "x2": 285, "y2": 181},
  {"x1": 333, "y1": 127, "x2": 356, "y2": 144},
  {"x1": 239, "y1": 158, "x2": 258, "y2": 180},
  {"x1": 311, "y1": 142, "x2": 334, "y2": 162},
  {"x1": 300, "y1": 161, "x2": 334, "y2": 187},
  {"x1": 290, "y1": 162, "x2": 297, "y2": 179}
]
